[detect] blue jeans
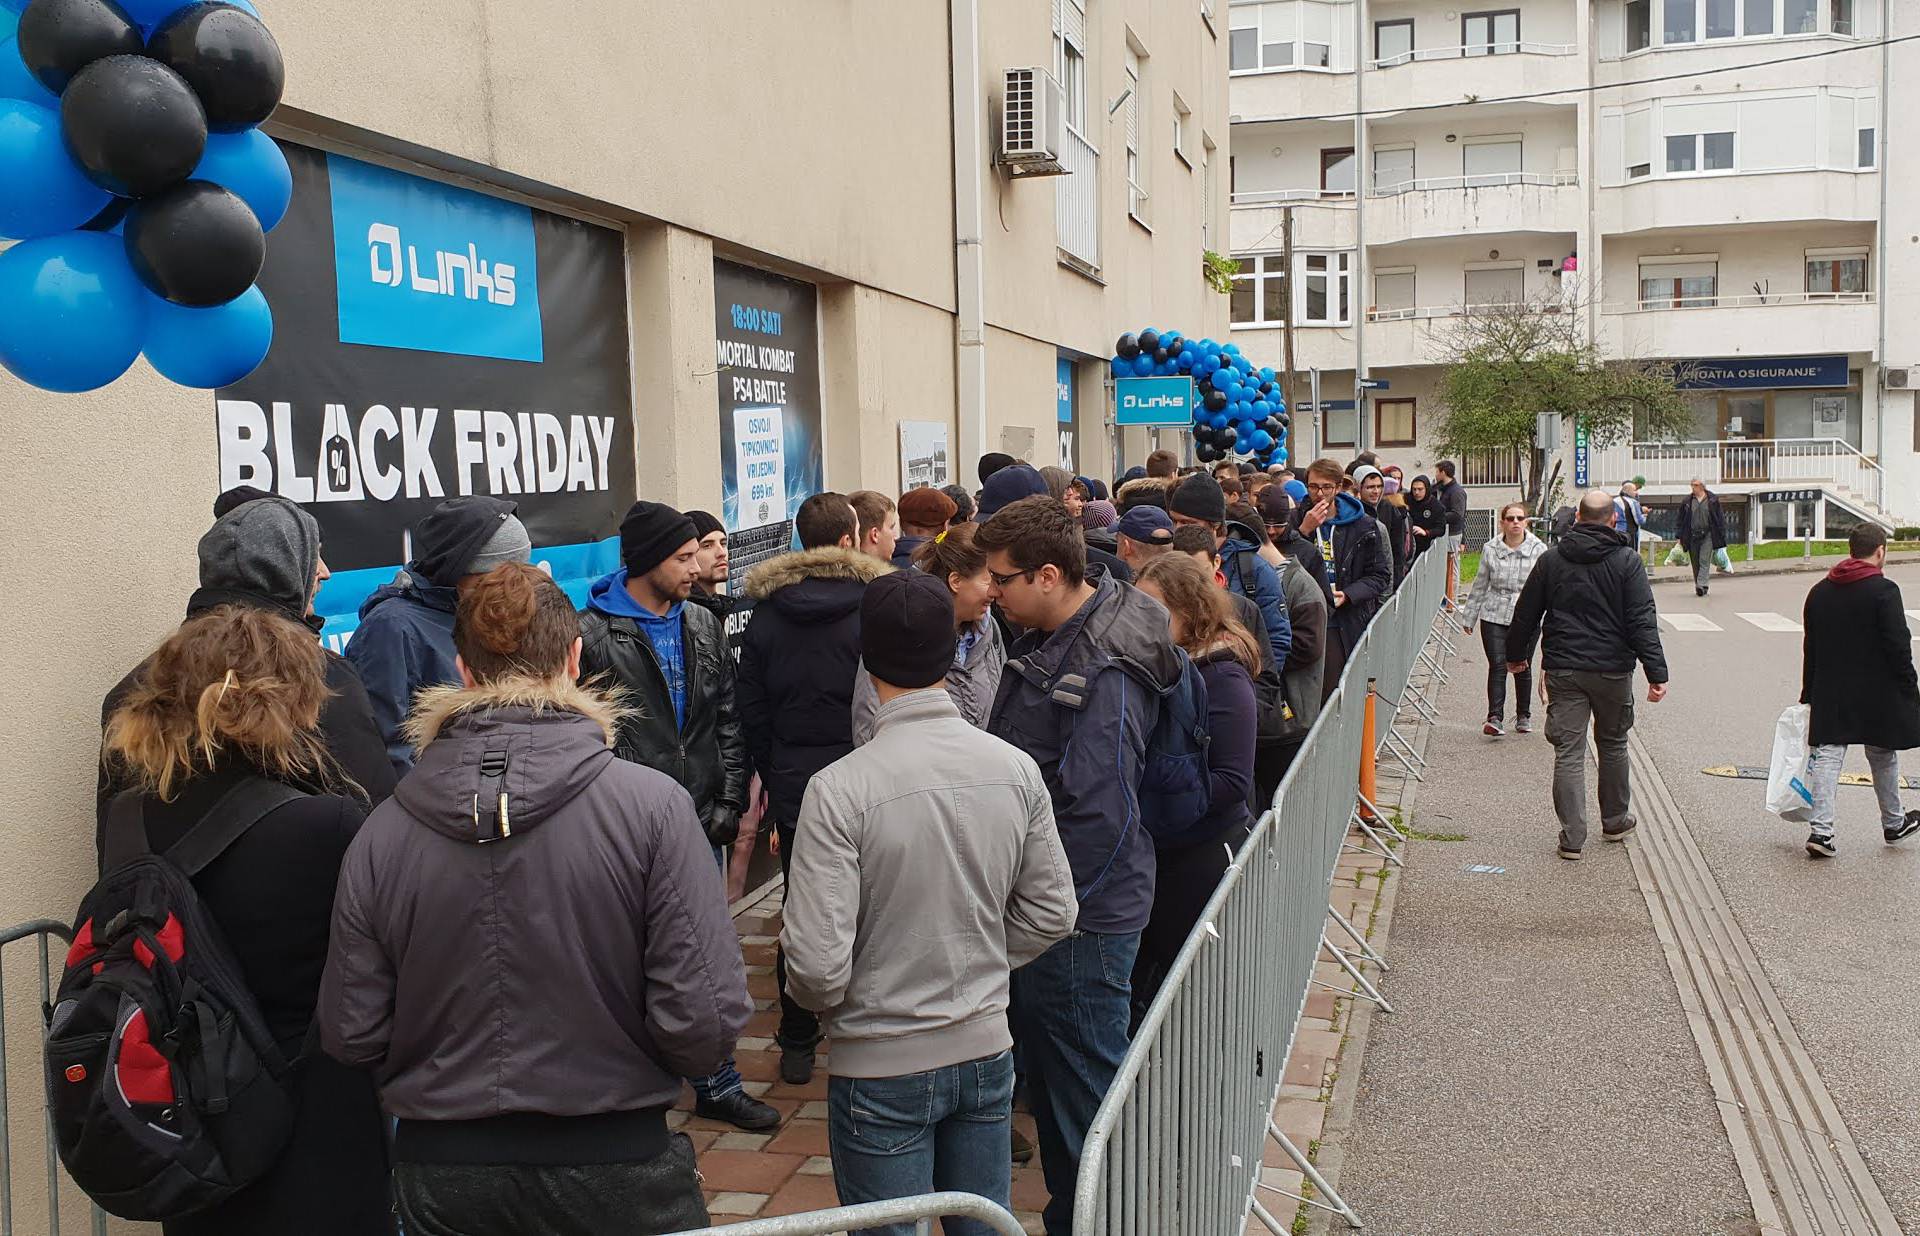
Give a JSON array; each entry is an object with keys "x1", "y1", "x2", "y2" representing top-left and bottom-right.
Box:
[
  {"x1": 1007, "y1": 931, "x2": 1139, "y2": 1236},
  {"x1": 691, "y1": 843, "x2": 743, "y2": 1102},
  {"x1": 827, "y1": 1050, "x2": 1015, "y2": 1236}
]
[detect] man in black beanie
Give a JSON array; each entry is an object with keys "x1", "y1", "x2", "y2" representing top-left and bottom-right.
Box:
[
  {"x1": 782, "y1": 571, "x2": 1077, "y2": 1221},
  {"x1": 978, "y1": 451, "x2": 1018, "y2": 487},
  {"x1": 683, "y1": 508, "x2": 733, "y2": 619},
  {"x1": 579, "y1": 501, "x2": 771, "y2": 1131},
  {"x1": 1170, "y1": 473, "x2": 1292, "y2": 674}
]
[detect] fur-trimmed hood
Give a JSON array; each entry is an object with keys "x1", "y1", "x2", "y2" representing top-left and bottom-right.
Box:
[
  {"x1": 396, "y1": 676, "x2": 633, "y2": 843},
  {"x1": 744, "y1": 547, "x2": 893, "y2": 627}
]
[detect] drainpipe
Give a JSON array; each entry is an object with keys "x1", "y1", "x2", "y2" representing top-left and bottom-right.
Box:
[
  {"x1": 1874, "y1": 5, "x2": 1890, "y2": 477},
  {"x1": 951, "y1": 0, "x2": 989, "y2": 476},
  {"x1": 1352, "y1": 0, "x2": 1368, "y2": 451}
]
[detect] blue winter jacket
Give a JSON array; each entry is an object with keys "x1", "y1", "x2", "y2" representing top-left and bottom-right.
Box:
[
  {"x1": 343, "y1": 574, "x2": 462, "y2": 776},
  {"x1": 988, "y1": 576, "x2": 1183, "y2": 935},
  {"x1": 1220, "y1": 530, "x2": 1293, "y2": 672}
]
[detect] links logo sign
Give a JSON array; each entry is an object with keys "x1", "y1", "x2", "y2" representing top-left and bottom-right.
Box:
[
  {"x1": 327, "y1": 153, "x2": 544, "y2": 363},
  {"x1": 1115, "y1": 376, "x2": 1195, "y2": 426}
]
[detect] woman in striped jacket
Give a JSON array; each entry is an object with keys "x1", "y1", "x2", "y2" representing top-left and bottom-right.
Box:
[{"x1": 1461, "y1": 501, "x2": 1549, "y2": 737}]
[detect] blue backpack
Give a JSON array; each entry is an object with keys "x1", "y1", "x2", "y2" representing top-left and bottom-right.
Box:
[{"x1": 1137, "y1": 652, "x2": 1214, "y2": 849}]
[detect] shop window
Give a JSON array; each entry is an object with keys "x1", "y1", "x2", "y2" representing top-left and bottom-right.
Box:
[{"x1": 1376, "y1": 399, "x2": 1417, "y2": 447}]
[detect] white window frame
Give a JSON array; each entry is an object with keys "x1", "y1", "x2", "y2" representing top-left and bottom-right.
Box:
[
  {"x1": 1228, "y1": 0, "x2": 1344, "y2": 74},
  {"x1": 1463, "y1": 261, "x2": 1527, "y2": 310},
  {"x1": 1054, "y1": 0, "x2": 1089, "y2": 135},
  {"x1": 1372, "y1": 266, "x2": 1417, "y2": 317},
  {"x1": 1299, "y1": 250, "x2": 1353, "y2": 326},
  {"x1": 1460, "y1": 133, "x2": 1523, "y2": 184},
  {"x1": 1622, "y1": 0, "x2": 1863, "y2": 55},
  {"x1": 1805, "y1": 246, "x2": 1869, "y2": 296},
  {"x1": 1605, "y1": 89, "x2": 1876, "y2": 183},
  {"x1": 1637, "y1": 254, "x2": 1719, "y2": 308},
  {"x1": 1231, "y1": 253, "x2": 1290, "y2": 326},
  {"x1": 1372, "y1": 144, "x2": 1416, "y2": 193},
  {"x1": 1126, "y1": 43, "x2": 1149, "y2": 227},
  {"x1": 1664, "y1": 129, "x2": 1736, "y2": 176},
  {"x1": 1201, "y1": 138, "x2": 1216, "y2": 249},
  {"x1": 1173, "y1": 93, "x2": 1193, "y2": 168}
]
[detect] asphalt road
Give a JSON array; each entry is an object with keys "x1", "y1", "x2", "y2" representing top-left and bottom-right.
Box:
[
  {"x1": 1334, "y1": 560, "x2": 1920, "y2": 1235},
  {"x1": 1634, "y1": 560, "x2": 1920, "y2": 1231}
]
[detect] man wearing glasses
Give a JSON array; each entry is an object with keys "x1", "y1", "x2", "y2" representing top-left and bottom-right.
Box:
[
  {"x1": 975, "y1": 495, "x2": 1181, "y2": 1236},
  {"x1": 1294, "y1": 458, "x2": 1394, "y2": 699}
]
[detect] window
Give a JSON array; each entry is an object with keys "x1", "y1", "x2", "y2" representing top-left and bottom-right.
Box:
[
  {"x1": 1667, "y1": 131, "x2": 1733, "y2": 173},
  {"x1": 1321, "y1": 147, "x2": 1356, "y2": 195},
  {"x1": 1627, "y1": 0, "x2": 1651, "y2": 50},
  {"x1": 1299, "y1": 2, "x2": 1333, "y2": 66},
  {"x1": 1054, "y1": 3, "x2": 1088, "y2": 131},
  {"x1": 1125, "y1": 47, "x2": 1147, "y2": 223},
  {"x1": 1706, "y1": 0, "x2": 1736, "y2": 37},
  {"x1": 1629, "y1": 161, "x2": 1652, "y2": 178},
  {"x1": 1173, "y1": 95, "x2": 1191, "y2": 166},
  {"x1": 1375, "y1": 399, "x2": 1416, "y2": 448},
  {"x1": 1301, "y1": 252, "x2": 1352, "y2": 324},
  {"x1": 1806, "y1": 249, "x2": 1868, "y2": 296},
  {"x1": 1231, "y1": 254, "x2": 1289, "y2": 324},
  {"x1": 1783, "y1": 0, "x2": 1816, "y2": 32},
  {"x1": 1463, "y1": 9, "x2": 1520, "y2": 54},
  {"x1": 1461, "y1": 136, "x2": 1522, "y2": 184},
  {"x1": 1324, "y1": 405, "x2": 1357, "y2": 450},
  {"x1": 1663, "y1": 0, "x2": 1696, "y2": 43},
  {"x1": 1744, "y1": 0, "x2": 1773, "y2": 34},
  {"x1": 1373, "y1": 147, "x2": 1415, "y2": 192},
  {"x1": 1201, "y1": 140, "x2": 1215, "y2": 248},
  {"x1": 1638, "y1": 258, "x2": 1718, "y2": 307},
  {"x1": 1830, "y1": 0, "x2": 1854, "y2": 35},
  {"x1": 1464, "y1": 266, "x2": 1525, "y2": 308},
  {"x1": 1858, "y1": 127, "x2": 1875, "y2": 168},
  {"x1": 1230, "y1": 1, "x2": 1342, "y2": 70},
  {"x1": 1376, "y1": 18, "x2": 1414, "y2": 64},
  {"x1": 1374, "y1": 269, "x2": 1416, "y2": 315},
  {"x1": 1230, "y1": 25, "x2": 1258, "y2": 69}
]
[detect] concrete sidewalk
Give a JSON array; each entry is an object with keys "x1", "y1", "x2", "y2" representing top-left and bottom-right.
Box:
[{"x1": 1320, "y1": 636, "x2": 1758, "y2": 1235}]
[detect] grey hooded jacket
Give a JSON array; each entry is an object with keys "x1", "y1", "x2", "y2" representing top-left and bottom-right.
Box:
[
  {"x1": 318, "y1": 678, "x2": 752, "y2": 1122},
  {"x1": 781, "y1": 690, "x2": 1077, "y2": 1078},
  {"x1": 849, "y1": 614, "x2": 1005, "y2": 746}
]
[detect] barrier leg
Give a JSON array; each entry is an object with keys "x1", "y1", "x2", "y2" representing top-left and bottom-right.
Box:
[
  {"x1": 1320, "y1": 934, "x2": 1395, "y2": 1013},
  {"x1": 1359, "y1": 681, "x2": 1380, "y2": 822},
  {"x1": 1357, "y1": 791, "x2": 1410, "y2": 843},
  {"x1": 1328, "y1": 904, "x2": 1388, "y2": 971},
  {"x1": 1254, "y1": 1119, "x2": 1365, "y2": 1229}
]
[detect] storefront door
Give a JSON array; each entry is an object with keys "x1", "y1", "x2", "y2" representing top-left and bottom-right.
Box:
[{"x1": 1720, "y1": 395, "x2": 1770, "y2": 481}]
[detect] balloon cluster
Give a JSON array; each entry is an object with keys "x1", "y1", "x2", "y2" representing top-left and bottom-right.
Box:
[
  {"x1": 1109, "y1": 328, "x2": 1289, "y2": 468},
  {"x1": 0, "y1": 0, "x2": 284, "y2": 392}
]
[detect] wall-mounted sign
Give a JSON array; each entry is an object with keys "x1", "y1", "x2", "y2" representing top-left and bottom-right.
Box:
[
  {"x1": 1057, "y1": 356, "x2": 1075, "y2": 469},
  {"x1": 899, "y1": 420, "x2": 951, "y2": 491},
  {"x1": 1115, "y1": 375, "x2": 1195, "y2": 426},
  {"x1": 1663, "y1": 355, "x2": 1849, "y2": 390},
  {"x1": 1752, "y1": 489, "x2": 1822, "y2": 505}
]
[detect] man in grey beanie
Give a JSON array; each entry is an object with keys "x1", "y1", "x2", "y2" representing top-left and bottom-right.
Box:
[
  {"x1": 97, "y1": 490, "x2": 398, "y2": 856},
  {"x1": 346, "y1": 496, "x2": 532, "y2": 775}
]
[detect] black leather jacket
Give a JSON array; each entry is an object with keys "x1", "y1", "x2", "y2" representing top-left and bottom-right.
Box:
[{"x1": 579, "y1": 600, "x2": 749, "y2": 837}]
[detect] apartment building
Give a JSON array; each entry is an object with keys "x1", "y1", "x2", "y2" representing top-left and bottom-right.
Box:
[{"x1": 1226, "y1": 0, "x2": 1917, "y2": 541}]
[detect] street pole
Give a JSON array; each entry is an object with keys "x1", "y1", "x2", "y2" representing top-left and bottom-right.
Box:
[
  {"x1": 1281, "y1": 205, "x2": 1299, "y2": 447},
  {"x1": 1352, "y1": 0, "x2": 1369, "y2": 453},
  {"x1": 1309, "y1": 367, "x2": 1323, "y2": 462}
]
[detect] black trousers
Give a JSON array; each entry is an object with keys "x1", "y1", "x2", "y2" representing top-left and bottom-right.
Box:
[
  {"x1": 774, "y1": 823, "x2": 822, "y2": 1051},
  {"x1": 393, "y1": 1136, "x2": 708, "y2": 1236},
  {"x1": 1480, "y1": 621, "x2": 1532, "y2": 722}
]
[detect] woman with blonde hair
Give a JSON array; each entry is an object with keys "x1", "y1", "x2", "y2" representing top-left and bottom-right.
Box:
[
  {"x1": 100, "y1": 606, "x2": 391, "y2": 1235},
  {"x1": 1461, "y1": 500, "x2": 1549, "y2": 737},
  {"x1": 1128, "y1": 554, "x2": 1262, "y2": 1018},
  {"x1": 319, "y1": 562, "x2": 751, "y2": 1236}
]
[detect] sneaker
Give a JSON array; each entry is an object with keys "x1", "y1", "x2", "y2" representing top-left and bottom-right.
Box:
[
  {"x1": 1011, "y1": 1126, "x2": 1036, "y2": 1165},
  {"x1": 1696, "y1": 586, "x2": 1707, "y2": 597},
  {"x1": 1515, "y1": 716, "x2": 1533, "y2": 734},
  {"x1": 1886, "y1": 812, "x2": 1920, "y2": 844},
  {"x1": 779, "y1": 1044, "x2": 816, "y2": 1086},
  {"x1": 1557, "y1": 845, "x2": 1582, "y2": 861},
  {"x1": 1603, "y1": 817, "x2": 1638, "y2": 843},
  {"x1": 1806, "y1": 832, "x2": 1837, "y2": 859},
  {"x1": 694, "y1": 1091, "x2": 781, "y2": 1131},
  {"x1": 1484, "y1": 719, "x2": 1504, "y2": 737}
]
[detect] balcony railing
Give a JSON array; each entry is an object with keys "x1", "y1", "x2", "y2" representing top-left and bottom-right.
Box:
[
  {"x1": 1372, "y1": 40, "x2": 1577, "y2": 68},
  {"x1": 1589, "y1": 438, "x2": 1885, "y2": 511},
  {"x1": 1460, "y1": 447, "x2": 1524, "y2": 487},
  {"x1": 1368, "y1": 169, "x2": 1578, "y2": 197},
  {"x1": 1230, "y1": 188, "x2": 1356, "y2": 205},
  {"x1": 1367, "y1": 301, "x2": 1566, "y2": 322},
  {"x1": 1601, "y1": 291, "x2": 1874, "y2": 313},
  {"x1": 1055, "y1": 125, "x2": 1100, "y2": 273}
]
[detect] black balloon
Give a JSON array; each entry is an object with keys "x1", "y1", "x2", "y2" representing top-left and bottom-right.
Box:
[
  {"x1": 1165, "y1": 337, "x2": 1184, "y2": 358},
  {"x1": 1138, "y1": 329, "x2": 1161, "y2": 353},
  {"x1": 1195, "y1": 444, "x2": 1221, "y2": 463},
  {"x1": 1192, "y1": 424, "x2": 1216, "y2": 447},
  {"x1": 1204, "y1": 390, "x2": 1228, "y2": 413},
  {"x1": 1275, "y1": 413, "x2": 1290, "y2": 429},
  {"x1": 146, "y1": 2, "x2": 284, "y2": 132},
  {"x1": 124, "y1": 179, "x2": 264, "y2": 306},
  {"x1": 62, "y1": 55, "x2": 206, "y2": 197},
  {"x1": 17, "y1": 0, "x2": 143, "y2": 93},
  {"x1": 81, "y1": 196, "x2": 130, "y2": 230},
  {"x1": 1115, "y1": 332, "x2": 1141, "y2": 359},
  {"x1": 1152, "y1": 347, "x2": 1169, "y2": 365}
]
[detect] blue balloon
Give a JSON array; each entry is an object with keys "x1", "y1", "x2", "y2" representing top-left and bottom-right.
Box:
[
  {"x1": 1252, "y1": 430, "x2": 1274, "y2": 451},
  {"x1": 1175, "y1": 351, "x2": 1195, "y2": 372},
  {"x1": 1110, "y1": 356, "x2": 1130, "y2": 378},
  {"x1": 1259, "y1": 367, "x2": 1275, "y2": 382},
  {"x1": 1131, "y1": 353, "x2": 1153, "y2": 376},
  {"x1": 0, "y1": 7, "x2": 13, "y2": 37},
  {"x1": 0, "y1": 35, "x2": 53, "y2": 105},
  {"x1": 1252, "y1": 400, "x2": 1272, "y2": 418},
  {"x1": 142, "y1": 284, "x2": 273, "y2": 387},
  {"x1": 192, "y1": 129, "x2": 292, "y2": 231},
  {"x1": 0, "y1": 100, "x2": 111, "y2": 239},
  {"x1": 1209, "y1": 412, "x2": 1228, "y2": 431},
  {"x1": 0, "y1": 231, "x2": 147, "y2": 392},
  {"x1": 0, "y1": 0, "x2": 22, "y2": 16}
]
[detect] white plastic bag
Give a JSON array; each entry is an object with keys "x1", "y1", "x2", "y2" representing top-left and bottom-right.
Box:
[{"x1": 1766, "y1": 704, "x2": 1814, "y2": 822}]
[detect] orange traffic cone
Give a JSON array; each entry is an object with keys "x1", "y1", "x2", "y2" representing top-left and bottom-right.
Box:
[{"x1": 1359, "y1": 679, "x2": 1379, "y2": 822}]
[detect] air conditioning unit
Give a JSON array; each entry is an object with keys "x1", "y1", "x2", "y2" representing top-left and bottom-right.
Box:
[
  {"x1": 1886, "y1": 367, "x2": 1913, "y2": 391},
  {"x1": 998, "y1": 67, "x2": 1067, "y2": 177}
]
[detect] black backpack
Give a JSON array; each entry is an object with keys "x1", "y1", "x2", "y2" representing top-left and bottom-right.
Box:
[{"x1": 45, "y1": 780, "x2": 305, "y2": 1220}]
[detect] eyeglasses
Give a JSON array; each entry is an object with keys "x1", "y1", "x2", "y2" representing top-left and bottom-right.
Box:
[
  {"x1": 989, "y1": 567, "x2": 1038, "y2": 588},
  {"x1": 1502, "y1": 515, "x2": 1528, "y2": 522}
]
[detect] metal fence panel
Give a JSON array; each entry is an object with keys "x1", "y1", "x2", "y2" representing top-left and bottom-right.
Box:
[{"x1": 677, "y1": 1191, "x2": 1027, "y2": 1235}]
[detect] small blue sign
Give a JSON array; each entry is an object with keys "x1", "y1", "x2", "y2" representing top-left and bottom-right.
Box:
[
  {"x1": 1057, "y1": 357, "x2": 1074, "y2": 424},
  {"x1": 328, "y1": 153, "x2": 544, "y2": 362},
  {"x1": 1116, "y1": 376, "x2": 1195, "y2": 426},
  {"x1": 1357, "y1": 377, "x2": 1390, "y2": 391},
  {"x1": 1668, "y1": 354, "x2": 1848, "y2": 390}
]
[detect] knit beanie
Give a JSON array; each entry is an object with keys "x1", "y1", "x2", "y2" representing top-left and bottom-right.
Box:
[
  {"x1": 1081, "y1": 499, "x2": 1118, "y2": 531},
  {"x1": 861, "y1": 571, "x2": 957, "y2": 690},
  {"x1": 466, "y1": 515, "x2": 532, "y2": 577},
  {"x1": 685, "y1": 509, "x2": 726, "y2": 541},
  {"x1": 898, "y1": 487, "x2": 958, "y2": 529},
  {"x1": 620, "y1": 501, "x2": 699, "y2": 577},
  {"x1": 1171, "y1": 473, "x2": 1228, "y2": 525},
  {"x1": 978, "y1": 452, "x2": 1017, "y2": 486},
  {"x1": 977, "y1": 464, "x2": 1050, "y2": 521},
  {"x1": 940, "y1": 484, "x2": 975, "y2": 525}
]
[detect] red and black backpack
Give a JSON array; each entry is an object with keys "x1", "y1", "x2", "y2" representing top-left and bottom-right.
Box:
[{"x1": 45, "y1": 780, "x2": 305, "y2": 1220}]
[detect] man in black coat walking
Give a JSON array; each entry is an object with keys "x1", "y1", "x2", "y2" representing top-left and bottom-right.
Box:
[
  {"x1": 1675, "y1": 478, "x2": 1728, "y2": 597},
  {"x1": 1798, "y1": 524, "x2": 1920, "y2": 858},
  {"x1": 1507, "y1": 491, "x2": 1670, "y2": 860}
]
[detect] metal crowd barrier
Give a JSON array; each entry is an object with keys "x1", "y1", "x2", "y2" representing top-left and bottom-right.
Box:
[
  {"x1": 677, "y1": 1192, "x2": 1026, "y2": 1235},
  {"x1": 0, "y1": 920, "x2": 105, "y2": 1236},
  {"x1": 1071, "y1": 539, "x2": 1456, "y2": 1236}
]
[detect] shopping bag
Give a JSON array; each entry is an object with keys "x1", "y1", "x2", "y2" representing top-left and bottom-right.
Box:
[
  {"x1": 1766, "y1": 704, "x2": 1814, "y2": 823},
  {"x1": 1714, "y1": 546, "x2": 1734, "y2": 572},
  {"x1": 1664, "y1": 544, "x2": 1689, "y2": 567}
]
